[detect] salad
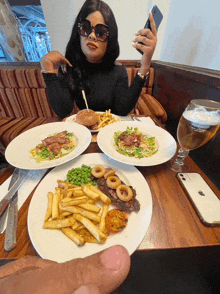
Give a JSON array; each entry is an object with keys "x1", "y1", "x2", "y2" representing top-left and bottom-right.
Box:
[
  {"x1": 30, "y1": 131, "x2": 76, "y2": 163},
  {"x1": 114, "y1": 127, "x2": 158, "y2": 159}
]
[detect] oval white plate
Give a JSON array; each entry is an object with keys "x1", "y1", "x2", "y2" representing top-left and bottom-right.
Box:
[
  {"x1": 28, "y1": 153, "x2": 152, "y2": 262},
  {"x1": 5, "y1": 122, "x2": 92, "y2": 170},
  {"x1": 63, "y1": 112, "x2": 121, "y2": 133},
  {"x1": 97, "y1": 121, "x2": 177, "y2": 166}
]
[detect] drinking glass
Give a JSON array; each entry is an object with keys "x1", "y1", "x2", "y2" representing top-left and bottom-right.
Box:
[{"x1": 167, "y1": 99, "x2": 220, "y2": 172}]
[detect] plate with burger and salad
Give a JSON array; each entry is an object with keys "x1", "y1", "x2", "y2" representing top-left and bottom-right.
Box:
[{"x1": 63, "y1": 109, "x2": 121, "y2": 132}]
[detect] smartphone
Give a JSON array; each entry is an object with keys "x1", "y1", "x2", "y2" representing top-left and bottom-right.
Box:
[
  {"x1": 137, "y1": 5, "x2": 163, "y2": 54},
  {"x1": 177, "y1": 173, "x2": 220, "y2": 226},
  {"x1": 144, "y1": 5, "x2": 163, "y2": 31}
]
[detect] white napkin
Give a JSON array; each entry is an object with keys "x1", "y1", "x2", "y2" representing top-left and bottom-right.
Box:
[
  {"x1": 134, "y1": 117, "x2": 156, "y2": 126},
  {"x1": 0, "y1": 169, "x2": 48, "y2": 232}
]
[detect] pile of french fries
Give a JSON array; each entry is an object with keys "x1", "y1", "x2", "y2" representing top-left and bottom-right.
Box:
[
  {"x1": 96, "y1": 109, "x2": 119, "y2": 129},
  {"x1": 43, "y1": 180, "x2": 111, "y2": 246}
]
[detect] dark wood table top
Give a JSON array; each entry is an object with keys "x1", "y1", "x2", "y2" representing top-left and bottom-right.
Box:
[{"x1": 0, "y1": 117, "x2": 220, "y2": 259}]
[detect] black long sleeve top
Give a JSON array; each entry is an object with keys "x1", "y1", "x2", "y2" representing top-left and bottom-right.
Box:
[{"x1": 43, "y1": 62, "x2": 146, "y2": 119}]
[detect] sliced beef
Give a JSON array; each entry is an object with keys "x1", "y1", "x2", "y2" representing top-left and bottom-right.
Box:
[
  {"x1": 97, "y1": 176, "x2": 140, "y2": 212},
  {"x1": 118, "y1": 132, "x2": 142, "y2": 147},
  {"x1": 47, "y1": 143, "x2": 61, "y2": 156},
  {"x1": 40, "y1": 131, "x2": 71, "y2": 157}
]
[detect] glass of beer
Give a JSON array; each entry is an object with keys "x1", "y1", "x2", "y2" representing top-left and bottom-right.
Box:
[{"x1": 167, "y1": 99, "x2": 220, "y2": 172}]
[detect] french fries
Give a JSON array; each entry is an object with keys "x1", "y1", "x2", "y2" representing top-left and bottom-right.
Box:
[
  {"x1": 61, "y1": 227, "x2": 85, "y2": 246},
  {"x1": 44, "y1": 192, "x2": 53, "y2": 221},
  {"x1": 96, "y1": 109, "x2": 119, "y2": 129},
  {"x1": 43, "y1": 181, "x2": 111, "y2": 246}
]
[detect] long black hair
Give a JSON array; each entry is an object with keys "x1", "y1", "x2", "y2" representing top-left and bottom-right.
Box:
[{"x1": 60, "y1": 0, "x2": 120, "y2": 93}]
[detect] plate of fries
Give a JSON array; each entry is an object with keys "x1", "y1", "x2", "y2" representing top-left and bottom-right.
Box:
[
  {"x1": 28, "y1": 153, "x2": 152, "y2": 262},
  {"x1": 64, "y1": 110, "x2": 121, "y2": 132}
]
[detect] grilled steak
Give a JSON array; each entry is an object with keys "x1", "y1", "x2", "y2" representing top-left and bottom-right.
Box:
[{"x1": 95, "y1": 176, "x2": 140, "y2": 212}]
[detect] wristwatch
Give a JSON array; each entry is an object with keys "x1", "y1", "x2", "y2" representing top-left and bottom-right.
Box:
[{"x1": 137, "y1": 71, "x2": 149, "y2": 80}]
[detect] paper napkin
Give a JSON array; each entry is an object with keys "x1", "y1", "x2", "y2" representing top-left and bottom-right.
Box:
[
  {"x1": 134, "y1": 117, "x2": 156, "y2": 126},
  {"x1": 0, "y1": 169, "x2": 48, "y2": 232}
]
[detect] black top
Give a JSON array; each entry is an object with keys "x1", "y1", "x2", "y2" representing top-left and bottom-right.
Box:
[{"x1": 43, "y1": 62, "x2": 146, "y2": 119}]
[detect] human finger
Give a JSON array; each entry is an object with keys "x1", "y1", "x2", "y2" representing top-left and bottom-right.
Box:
[
  {"x1": 0, "y1": 245, "x2": 130, "y2": 294},
  {"x1": 74, "y1": 284, "x2": 100, "y2": 294},
  {"x1": 61, "y1": 56, "x2": 73, "y2": 67},
  {"x1": 133, "y1": 34, "x2": 152, "y2": 46},
  {"x1": 42, "y1": 51, "x2": 72, "y2": 67},
  {"x1": 149, "y1": 12, "x2": 157, "y2": 35},
  {"x1": 0, "y1": 256, "x2": 56, "y2": 279}
]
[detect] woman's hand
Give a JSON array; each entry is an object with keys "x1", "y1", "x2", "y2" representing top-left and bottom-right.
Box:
[
  {"x1": 132, "y1": 13, "x2": 157, "y2": 75},
  {"x1": 40, "y1": 50, "x2": 73, "y2": 73},
  {"x1": 0, "y1": 245, "x2": 130, "y2": 294}
]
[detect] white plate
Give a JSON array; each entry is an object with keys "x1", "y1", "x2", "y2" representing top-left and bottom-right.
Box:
[
  {"x1": 63, "y1": 112, "x2": 121, "y2": 133},
  {"x1": 5, "y1": 122, "x2": 92, "y2": 170},
  {"x1": 97, "y1": 121, "x2": 177, "y2": 166},
  {"x1": 27, "y1": 153, "x2": 152, "y2": 262}
]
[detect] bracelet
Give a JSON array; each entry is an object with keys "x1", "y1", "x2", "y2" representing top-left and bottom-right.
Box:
[
  {"x1": 41, "y1": 56, "x2": 53, "y2": 64},
  {"x1": 41, "y1": 70, "x2": 56, "y2": 74},
  {"x1": 137, "y1": 71, "x2": 149, "y2": 80}
]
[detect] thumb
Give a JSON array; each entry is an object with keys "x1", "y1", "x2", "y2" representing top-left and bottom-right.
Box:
[
  {"x1": 0, "y1": 245, "x2": 130, "y2": 294},
  {"x1": 73, "y1": 284, "x2": 100, "y2": 294},
  {"x1": 71, "y1": 245, "x2": 130, "y2": 293}
]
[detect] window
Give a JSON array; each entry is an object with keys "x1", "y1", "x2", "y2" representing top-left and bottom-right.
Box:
[{"x1": 0, "y1": 5, "x2": 51, "y2": 62}]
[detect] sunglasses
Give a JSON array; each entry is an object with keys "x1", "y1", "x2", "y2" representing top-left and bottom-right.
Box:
[{"x1": 78, "y1": 19, "x2": 109, "y2": 42}]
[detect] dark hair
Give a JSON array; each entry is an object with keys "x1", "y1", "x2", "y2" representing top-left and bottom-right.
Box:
[{"x1": 60, "y1": 0, "x2": 120, "y2": 93}]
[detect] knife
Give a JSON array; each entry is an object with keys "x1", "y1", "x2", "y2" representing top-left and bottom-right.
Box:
[
  {"x1": 0, "y1": 169, "x2": 29, "y2": 217},
  {"x1": 4, "y1": 193, "x2": 18, "y2": 251},
  {"x1": 0, "y1": 168, "x2": 20, "y2": 234}
]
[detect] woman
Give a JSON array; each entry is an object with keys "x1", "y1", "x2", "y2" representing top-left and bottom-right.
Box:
[{"x1": 41, "y1": 0, "x2": 157, "y2": 119}]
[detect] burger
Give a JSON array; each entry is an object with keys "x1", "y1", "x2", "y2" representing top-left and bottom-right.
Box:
[{"x1": 75, "y1": 109, "x2": 99, "y2": 130}]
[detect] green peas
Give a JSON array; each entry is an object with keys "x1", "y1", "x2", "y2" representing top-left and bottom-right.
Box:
[{"x1": 66, "y1": 164, "x2": 97, "y2": 186}]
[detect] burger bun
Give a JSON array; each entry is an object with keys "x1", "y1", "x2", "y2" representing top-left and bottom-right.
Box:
[{"x1": 75, "y1": 109, "x2": 99, "y2": 127}]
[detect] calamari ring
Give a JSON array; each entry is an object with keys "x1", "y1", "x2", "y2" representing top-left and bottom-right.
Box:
[
  {"x1": 91, "y1": 165, "x2": 106, "y2": 178},
  {"x1": 106, "y1": 176, "x2": 121, "y2": 189},
  {"x1": 105, "y1": 209, "x2": 128, "y2": 232},
  {"x1": 116, "y1": 185, "x2": 133, "y2": 202},
  {"x1": 104, "y1": 169, "x2": 116, "y2": 179}
]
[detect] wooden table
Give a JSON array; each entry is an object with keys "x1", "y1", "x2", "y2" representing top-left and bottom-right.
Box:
[{"x1": 0, "y1": 117, "x2": 220, "y2": 259}]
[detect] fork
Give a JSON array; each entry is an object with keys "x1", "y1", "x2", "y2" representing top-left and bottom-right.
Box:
[{"x1": 133, "y1": 117, "x2": 141, "y2": 122}]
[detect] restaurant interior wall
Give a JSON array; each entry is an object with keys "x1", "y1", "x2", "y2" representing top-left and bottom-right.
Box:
[
  {"x1": 40, "y1": 0, "x2": 220, "y2": 71},
  {"x1": 159, "y1": 0, "x2": 220, "y2": 71},
  {"x1": 40, "y1": 0, "x2": 170, "y2": 61}
]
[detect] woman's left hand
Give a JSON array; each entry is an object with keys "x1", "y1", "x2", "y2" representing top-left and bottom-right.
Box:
[{"x1": 132, "y1": 12, "x2": 157, "y2": 74}]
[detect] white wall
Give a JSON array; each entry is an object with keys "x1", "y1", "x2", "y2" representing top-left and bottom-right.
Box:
[
  {"x1": 103, "y1": 0, "x2": 171, "y2": 60},
  {"x1": 41, "y1": 0, "x2": 171, "y2": 58},
  {"x1": 41, "y1": 0, "x2": 220, "y2": 70},
  {"x1": 159, "y1": 0, "x2": 220, "y2": 70},
  {"x1": 40, "y1": 0, "x2": 82, "y2": 55}
]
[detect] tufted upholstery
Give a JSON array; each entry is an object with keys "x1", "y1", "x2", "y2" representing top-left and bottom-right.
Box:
[
  {"x1": 0, "y1": 67, "x2": 167, "y2": 148},
  {"x1": 0, "y1": 69, "x2": 55, "y2": 118}
]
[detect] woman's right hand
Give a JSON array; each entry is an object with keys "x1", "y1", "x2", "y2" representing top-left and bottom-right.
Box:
[{"x1": 40, "y1": 50, "x2": 72, "y2": 73}]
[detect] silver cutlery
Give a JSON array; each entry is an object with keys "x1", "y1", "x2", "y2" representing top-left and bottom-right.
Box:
[
  {"x1": 0, "y1": 169, "x2": 29, "y2": 217},
  {"x1": 4, "y1": 193, "x2": 18, "y2": 251},
  {"x1": 152, "y1": 118, "x2": 162, "y2": 128},
  {"x1": 0, "y1": 205, "x2": 8, "y2": 234},
  {"x1": 133, "y1": 117, "x2": 141, "y2": 122},
  {"x1": 0, "y1": 168, "x2": 19, "y2": 234}
]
